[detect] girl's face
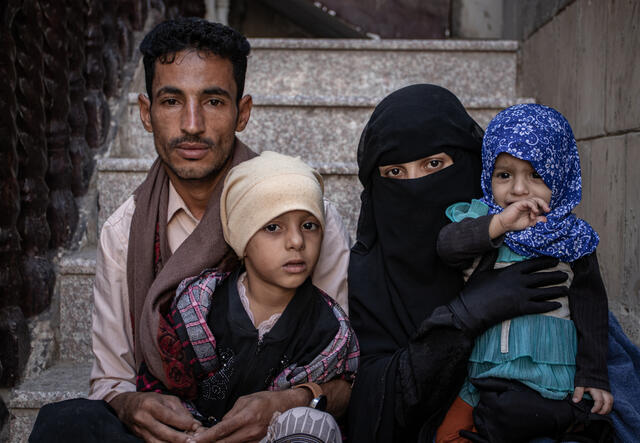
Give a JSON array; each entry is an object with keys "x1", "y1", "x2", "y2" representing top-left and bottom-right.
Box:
[
  {"x1": 244, "y1": 210, "x2": 323, "y2": 294},
  {"x1": 491, "y1": 153, "x2": 552, "y2": 208},
  {"x1": 378, "y1": 152, "x2": 453, "y2": 179}
]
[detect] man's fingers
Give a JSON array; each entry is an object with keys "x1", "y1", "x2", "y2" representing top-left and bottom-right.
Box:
[
  {"x1": 197, "y1": 415, "x2": 243, "y2": 440},
  {"x1": 153, "y1": 396, "x2": 199, "y2": 432}
]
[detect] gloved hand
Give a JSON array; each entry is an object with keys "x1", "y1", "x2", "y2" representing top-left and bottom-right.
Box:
[{"x1": 448, "y1": 255, "x2": 568, "y2": 336}]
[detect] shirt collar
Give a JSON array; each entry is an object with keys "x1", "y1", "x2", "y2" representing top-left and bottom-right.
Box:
[{"x1": 168, "y1": 181, "x2": 200, "y2": 225}]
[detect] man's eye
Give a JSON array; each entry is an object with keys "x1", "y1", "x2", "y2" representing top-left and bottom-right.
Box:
[
  {"x1": 209, "y1": 98, "x2": 222, "y2": 106},
  {"x1": 264, "y1": 224, "x2": 279, "y2": 232},
  {"x1": 302, "y1": 222, "x2": 318, "y2": 231},
  {"x1": 163, "y1": 98, "x2": 178, "y2": 105}
]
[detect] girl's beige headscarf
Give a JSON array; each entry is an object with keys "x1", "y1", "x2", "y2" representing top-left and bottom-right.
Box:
[{"x1": 220, "y1": 151, "x2": 325, "y2": 257}]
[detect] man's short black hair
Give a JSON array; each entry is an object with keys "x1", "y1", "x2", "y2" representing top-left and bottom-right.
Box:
[{"x1": 140, "y1": 17, "x2": 250, "y2": 103}]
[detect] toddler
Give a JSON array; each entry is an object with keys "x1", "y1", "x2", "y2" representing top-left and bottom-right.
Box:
[
  {"x1": 137, "y1": 151, "x2": 359, "y2": 442},
  {"x1": 436, "y1": 104, "x2": 612, "y2": 442}
]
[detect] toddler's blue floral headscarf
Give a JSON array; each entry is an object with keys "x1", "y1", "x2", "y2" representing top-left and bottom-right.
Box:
[{"x1": 480, "y1": 103, "x2": 598, "y2": 262}]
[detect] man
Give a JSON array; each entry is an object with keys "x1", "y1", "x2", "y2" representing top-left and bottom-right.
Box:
[{"x1": 31, "y1": 18, "x2": 351, "y2": 442}]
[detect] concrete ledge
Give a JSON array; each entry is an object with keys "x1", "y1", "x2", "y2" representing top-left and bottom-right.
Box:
[
  {"x1": 8, "y1": 362, "x2": 91, "y2": 443},
  {"x1": 117, "y1": 96, "x2": 534, "y2": 161},
  {"x1": 248, "y1": 38, "x2": 518, "y2": 51},
  {"x1": 58, "y1": 252, "x2": 96, "y2": 363},
  {"x1": 8, "y1": 362, "x2": 91, "y2": 409},
  {"x1": 97, "y1": 160, "x2": 361, "y2": 238}
]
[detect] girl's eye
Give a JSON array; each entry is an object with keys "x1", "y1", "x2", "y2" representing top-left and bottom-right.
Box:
[
  {"x1": 495, "y1": 172, "x2": 510, "y2": 179},
  {"x1": 302, "y1": 222, "x2": 318, "y2": 231},
  {"x1": 532, "y1": 171, "x2": 542, "y2": 179},
  {"x1": 264, "y1": 224, "x2": 280, "y2": 232}
]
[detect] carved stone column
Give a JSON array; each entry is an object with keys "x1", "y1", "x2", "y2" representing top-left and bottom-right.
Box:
[
  {"x1": 67, "y1": 0, "x2": 92, "y2": 196},
  {"x1": 0, "y1": 0, "x2": 23, "y2": 307},
  {"x1": 12, "y1": 0, "x2": 55, "y2": 316},
  {"x1": 41, "y1": 0, "x2": 78, "y2": 248},
  {"x1": 102, "y1": 0, "x2": 122, "y2": 98},
  {"x1": 84, "y1": 0, "x2": 110, "y2": 151}
]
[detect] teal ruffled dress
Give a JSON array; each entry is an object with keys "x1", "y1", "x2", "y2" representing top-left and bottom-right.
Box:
[{"x1": 446, "y1": 200, "x2": 578, "y2": 407}]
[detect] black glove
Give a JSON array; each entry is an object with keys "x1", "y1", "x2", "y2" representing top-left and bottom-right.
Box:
[{"x1": 448, "y1": 255, "x2": 568, "y2": 336}]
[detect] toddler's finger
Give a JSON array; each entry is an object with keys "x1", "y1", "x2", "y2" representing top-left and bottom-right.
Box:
[
  {"x1": 572, "y1": 386, "x2": 585, "y2": 403},
  {"x1": 590, "y1": 392, "x2": 604, "y2": 413}
]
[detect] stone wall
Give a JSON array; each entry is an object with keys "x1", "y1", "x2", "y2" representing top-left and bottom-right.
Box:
[{"x1": 518, "y1": 0, "x2": 640, "y2": 343}]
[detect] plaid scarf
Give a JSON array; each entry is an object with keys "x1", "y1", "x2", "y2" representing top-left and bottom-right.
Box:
[{"x1": 137, "y1": 269, "x2": 359, "y2": 412}]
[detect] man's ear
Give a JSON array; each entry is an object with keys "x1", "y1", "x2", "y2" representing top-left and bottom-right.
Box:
[
  {"x1": 138, "y1": 93, "x2": 153, "y2": 133},
  {"x1": 235, "y1": 94, "x2": 252, "y2": 132}
]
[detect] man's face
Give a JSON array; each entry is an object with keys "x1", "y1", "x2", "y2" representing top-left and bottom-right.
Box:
[{"x1": 139, "y1": 50, "x2": 252, "y2": 182}]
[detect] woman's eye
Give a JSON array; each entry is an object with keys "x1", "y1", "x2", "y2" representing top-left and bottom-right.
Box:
[
  {"x1": 387, "y1": 167, "x2": 401, "y2": 176},
  {"x1": 264, "y1": 224, "x2": 280, "y2": 232},
  {"x1": 427, "y1": 160, "x2": 442, "y2": 168},
  {"x1": 302, "y1": 222, "x2": 318, "y2": 231}
]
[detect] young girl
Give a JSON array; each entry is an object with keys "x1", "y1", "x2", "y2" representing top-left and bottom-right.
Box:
[
  {"x1": 436, "y1": 104, "x2": 613, "y2": 442},
  {"x1": 136, "y1": 151, "x2": 359, "y2": 442}
]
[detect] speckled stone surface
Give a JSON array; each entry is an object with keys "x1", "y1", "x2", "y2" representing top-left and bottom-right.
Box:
[
  {"x1": 58, "y1": 250, "x2": 97, "y2": 362},
  {"x1": 118, "y1": 96, "x2": 530, "y2": 161},
  {"x1": 249, "y1": 39, "x2": 518, "y2": 51},
  {"x1": 245, "y1": 42, "x2": 517, "y2": 101},
  {"x1": 8, "y1": 362, "x2": 91, "y2": 443},
  {"x1": 97, "y1": 159, "x2": 152, "y2": 230}
]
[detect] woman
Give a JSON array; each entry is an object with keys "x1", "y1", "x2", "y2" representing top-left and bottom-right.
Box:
[{"x1": 347, "y1": 84, "x2": 570, "y2": 442}]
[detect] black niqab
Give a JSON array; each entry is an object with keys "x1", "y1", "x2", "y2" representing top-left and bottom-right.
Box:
[{"x1": 348, "y1": 84, "x2": 483, "y2": 441}]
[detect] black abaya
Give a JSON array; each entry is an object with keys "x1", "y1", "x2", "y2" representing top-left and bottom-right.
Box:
[{"x1": 347, "y1": 84, "x2": 484, "y2": 442}]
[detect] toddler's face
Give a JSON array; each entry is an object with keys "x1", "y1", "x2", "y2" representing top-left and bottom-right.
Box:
[
  {"x1": 491, "y1": 153, "x2": 551, "y2": 208},
  {"x1": 244, "y1": 210, "x2": 322, "y2": 293}
]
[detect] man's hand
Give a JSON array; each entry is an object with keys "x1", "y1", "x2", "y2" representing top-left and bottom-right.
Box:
[
  {"x1": 489, "y1": 197, "x2": 550, "y2": 239},
  {"x1": 192, "y1": 389, "x2": 310, "y2": 443},
  {"x1": 573, "y1": 386, "x2": 614, "y2": 414},
  {"x1": 109, "y1": 391, "x2": 200, "y2": 443}
]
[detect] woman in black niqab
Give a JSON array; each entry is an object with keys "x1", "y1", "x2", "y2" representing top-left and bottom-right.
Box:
[{"x1": 347, "y1": 85, "x2": 567, "y2": 442}]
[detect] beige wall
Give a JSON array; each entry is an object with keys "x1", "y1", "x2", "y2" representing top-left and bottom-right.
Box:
[{"x1": 519, "y1": 0, "x2": 640, "y2": 343}]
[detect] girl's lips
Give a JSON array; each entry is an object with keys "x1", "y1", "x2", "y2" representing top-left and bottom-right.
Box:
[{"x1": 283, "y1": 261, "x2": 306, "y2": 273}]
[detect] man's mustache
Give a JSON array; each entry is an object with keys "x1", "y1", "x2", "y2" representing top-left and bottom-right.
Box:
[{"x1": 169, "y1": 136, "x2": 215, "y2": 149}]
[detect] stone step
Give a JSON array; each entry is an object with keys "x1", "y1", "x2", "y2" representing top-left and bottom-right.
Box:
[
  {"x1": 97, "y1": 157, "x2": 362, "y2": 240},
  {"x1": 115, "y1": 93, "x2": 530, "y2": 160},
  {"x1": 244, "y1": 39, "x2": 519, "y2": 101},
  {"x1": 8, "y1": 362, "x2": 91, "y2": 443},
  {"x1": 56, "y1": 250, "x2": 96, "y2": 363}
]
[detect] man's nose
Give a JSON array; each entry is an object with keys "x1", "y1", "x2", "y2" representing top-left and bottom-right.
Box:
[{"x1": 181, "y1": 100, "x2": 205, "y2": 134}]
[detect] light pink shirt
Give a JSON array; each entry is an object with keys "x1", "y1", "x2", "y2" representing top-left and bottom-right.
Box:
[{"x1": 89, "y1": 182, "x2": 351, "y2": 401}]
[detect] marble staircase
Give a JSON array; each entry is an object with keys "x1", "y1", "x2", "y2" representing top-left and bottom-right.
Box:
[{"x1": 7, "y1": 38, "x2": 531, "y2": 441}]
